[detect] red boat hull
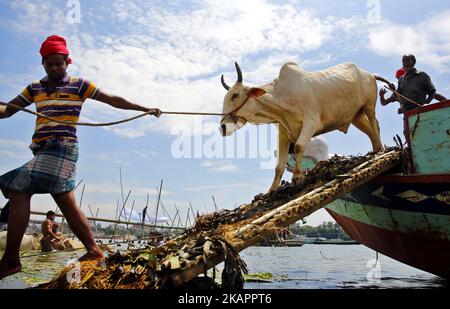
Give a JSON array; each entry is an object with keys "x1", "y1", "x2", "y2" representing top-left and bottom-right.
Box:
[{"x1": 327, "y1": 208, "x2": 450, "y2": 278}]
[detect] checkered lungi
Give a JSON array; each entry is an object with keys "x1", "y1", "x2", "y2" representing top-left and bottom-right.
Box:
[{"x1": 0, "y1": 139, "x2": 79, "y2": 198}]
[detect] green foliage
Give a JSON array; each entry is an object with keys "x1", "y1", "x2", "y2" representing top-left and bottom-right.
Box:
[
  {"x1": 243, "y1": 272, "x2": 273, "y2": 282},
  {"x1": 290, "y1": 221, "x2": 350, "y2": 240}
]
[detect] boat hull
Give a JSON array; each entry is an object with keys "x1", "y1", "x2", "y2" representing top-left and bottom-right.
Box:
[{"x1": 326, "y1": 174, "x2": 450, "y2": 278}]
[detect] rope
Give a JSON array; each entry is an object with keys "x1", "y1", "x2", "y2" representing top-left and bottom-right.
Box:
[
  {"x1": 383, "y1": 86, "x2": 422, "y2": 107},
  {"x1": 0, "y1": 102, "x2": 225, "y2": 127},
  {"x1": 161, "y1": 111, "x2": 224, "y2": 116}
]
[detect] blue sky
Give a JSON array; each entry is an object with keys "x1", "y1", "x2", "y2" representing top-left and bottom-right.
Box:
[{"x1": 0, "y1": 0, "x2": 449, "y2": 226}]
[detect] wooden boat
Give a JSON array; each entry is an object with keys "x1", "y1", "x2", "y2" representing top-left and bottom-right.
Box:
[
  {"x1": 311, "y1": 239, "x2": 359, "y2": 245},
  {"x1": 326, "y1": 100, "x2": 450, "y2": 278}
]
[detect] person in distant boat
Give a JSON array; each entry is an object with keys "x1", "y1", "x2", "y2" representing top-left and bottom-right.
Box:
[
  {"x1": 284, "y1": 137, "x2": 329, "y2": 174},
  {"x1": 40, "y1": 211, "x2": 60, "y2": 252},
  {"x1": 379, "y1": 54, "x2": 445, "y2": 113},
  {"x1": 0, "y1": 35, "x2": 161, "y2": 279}
]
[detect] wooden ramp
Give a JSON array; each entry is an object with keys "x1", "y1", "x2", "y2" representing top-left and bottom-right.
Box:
[{"x1": 40, "y1": 148, "x2": 402, "y2": 289}]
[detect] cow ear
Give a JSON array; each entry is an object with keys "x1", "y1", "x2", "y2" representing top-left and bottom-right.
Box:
[{"x1": 249, "y1": 87, "x2": 267, "y2": 98}]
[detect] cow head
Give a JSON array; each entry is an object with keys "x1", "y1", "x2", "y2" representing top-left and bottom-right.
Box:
[{"x1": 220, "y1": 62, "x2": 267, "y2": 136}]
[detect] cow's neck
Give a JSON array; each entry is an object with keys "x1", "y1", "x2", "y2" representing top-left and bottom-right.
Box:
[{"x1": 244, "y1": 90, "x2": 301, "y2": 142}]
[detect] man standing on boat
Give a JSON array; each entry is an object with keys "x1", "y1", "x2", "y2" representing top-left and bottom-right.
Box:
[
  {"x1": 0, "y1": 35, "x2": 161, "y2": 280},
  {"x1": 379, "y1": 54, "x2": 439, "y2": 112}
]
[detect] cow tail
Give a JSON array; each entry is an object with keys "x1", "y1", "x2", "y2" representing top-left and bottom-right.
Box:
[{"x1": 374, "y1": 75, "x2": 395, "y2": 89}]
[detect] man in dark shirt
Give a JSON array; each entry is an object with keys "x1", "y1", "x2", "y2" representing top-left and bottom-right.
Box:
[{"x1": 380, "y1": 55, "x2": 437, "y2": 113}]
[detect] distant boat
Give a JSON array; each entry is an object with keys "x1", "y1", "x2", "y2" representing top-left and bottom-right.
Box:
[
  {"x1": 311, "y1": 239, "x2": 359, "y2": 245},
  {"x1": 326, "y1": 100, "x2": 450, "y2": 278},
  {"x1": 256, "y1": 238, "x2": 304, "y2": 247}
]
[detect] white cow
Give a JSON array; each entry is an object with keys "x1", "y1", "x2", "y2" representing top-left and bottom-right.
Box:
[
  {"x1": 220, "y1": 62, "x2": 389, "y2": 192},
  {"x1": 0, "y1": 231, "x2": 84, "y2": 251},
  {"x1": 0, "y1": 231, "x2": 41, "y2": 251}
]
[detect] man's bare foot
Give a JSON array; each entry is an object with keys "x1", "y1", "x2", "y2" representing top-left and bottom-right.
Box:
[
  {"x1": 78, "y1": 247, "x2": 105, "y2": 262},
  {"x1": 0, "y1": 260, "x2": 22, "y2": 280}
]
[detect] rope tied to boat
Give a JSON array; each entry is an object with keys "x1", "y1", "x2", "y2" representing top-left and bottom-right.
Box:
[{"x1": 0, "y1": 102, "x2": 225, "y2": 127}]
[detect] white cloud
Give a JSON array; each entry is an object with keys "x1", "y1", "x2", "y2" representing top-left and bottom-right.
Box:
[
  {"x1": 184, "y1": 182, "x2": 247, "y2": 192},
  {"x1": 132, "y1": 149, "x2": 158, "y2": 158},
  {"x1": 108, "y1": 126, "x2": 146, "y2": 139},
  {"x1": 0, "y1": 138, "x2": 30, "y2": 159},
  {"x1": 57, "y1": 1, "x2": 349, "y2": 137},
  {"x1": 84, "y1": 183, "x2": 173, "y2": 196},
  {"x1": 1, "y1": 0, "x2": 375, "y2": 139},
  {"x1": 0, "y1": 138, "x2": 28, "y2": 149},
  {"x1": 0, "y1": 149, "x2": 15, "y2": 158},
  {"x1": 200, "y1": 160, "x2": 239, "y2": 173},
  {"x1": 368, "y1": 11, "x2": 450, "y2": 71},
  {"x1": 2, "y1": 0, "x2": 73, "y2": 36},
  {"x1": 86, "y1": 149, "x2": 158, "y2": 165}
]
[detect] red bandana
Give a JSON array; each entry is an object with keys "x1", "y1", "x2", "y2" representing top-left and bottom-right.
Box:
[
  {"x1": 395, "y1": 67, "x2": 405, "y2": 79},
  {"x1": 39, "y1": 35, "x2": 73, "y2": 64}
]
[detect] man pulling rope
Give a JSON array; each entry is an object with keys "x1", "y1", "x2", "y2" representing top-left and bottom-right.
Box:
[{"x1": 0, "y1": 35, "x2": 162, "y2": 280}]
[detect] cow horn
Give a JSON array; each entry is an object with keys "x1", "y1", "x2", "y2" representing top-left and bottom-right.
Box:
[
  {"x1": 235, "y1": 62, "x2": 243, "y2": 83},
  {"x1": 221, "y1": 74, "x2": 230, "y2": 91}
]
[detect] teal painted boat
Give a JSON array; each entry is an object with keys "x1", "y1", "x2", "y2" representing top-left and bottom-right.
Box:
[{"x1": 326, "y1": 100, "x2": 450, "y2": 278}]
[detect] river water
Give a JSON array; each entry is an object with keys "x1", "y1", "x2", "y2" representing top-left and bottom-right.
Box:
[
  {"x1": 241, "y1": 244, "x2": 446, "y2": 289},
  {"x1": 0, "y1": 244, "x2": 446, "y2": 289}
]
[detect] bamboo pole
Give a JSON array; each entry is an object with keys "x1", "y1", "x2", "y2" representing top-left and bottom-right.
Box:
[
  {"x1": 211, "y1": 196, "x2": 219, "y2": 211},
  {"x1": 153, "y1": 180, "x2": 163, "y2": 230},
  {"x1": 187, "y1": 208, "x2": 192, "y2": 227},
  {"x1": 87, "y1": 204, "x2": 100, "y2": 242},
  {"x1": 170, "y1": 208, "x2": 180, "y2": 232},
  {"x1": 126, "y1": 200, "x2": 135, "y2": 241},
  {"x1": 12, "y1": 209, "x2": 185, "y2": 230},
  {"x1": 79, "y1": 184, "x2": 85, "y2": 209},
  {"x1": 184, "y1": 207, "x2": 191, "y2": 228},
  {"x1": 189, "y1": 202, "x2": 196, "y2": 226},
  {"x1": 94, "y1": 208, "x2": 99, "y2": 242},
  {"x1": 174, "y1": 204, "x2": 183, "y2": 228},
  {"x1": 141, "y1": 193, "x2": 150, "y2": 238},
  {"x1": 74, "y1": 179, "x2": 83, "y2": 191},
  {"x1": 119, "y1": 167, "x2": 125, "y2": 207},
  {"x1": 111, "y1": 190, "x2": 131, "y2": 241},
  {"x1": 160, "y1": 202, "x2": 170, "y2": 224},
  {"x1": 111, "y1": 199, "x2": 120, "y2": 242}
]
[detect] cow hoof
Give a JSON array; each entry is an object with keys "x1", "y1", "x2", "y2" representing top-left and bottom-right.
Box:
[{"x1": 292, "y1": 176, "x2": 304, "y2": 185}]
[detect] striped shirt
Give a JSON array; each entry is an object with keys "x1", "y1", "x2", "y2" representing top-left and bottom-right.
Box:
[{"x1": 17, "y1": 75, "x2": 99, "y2": 143}]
